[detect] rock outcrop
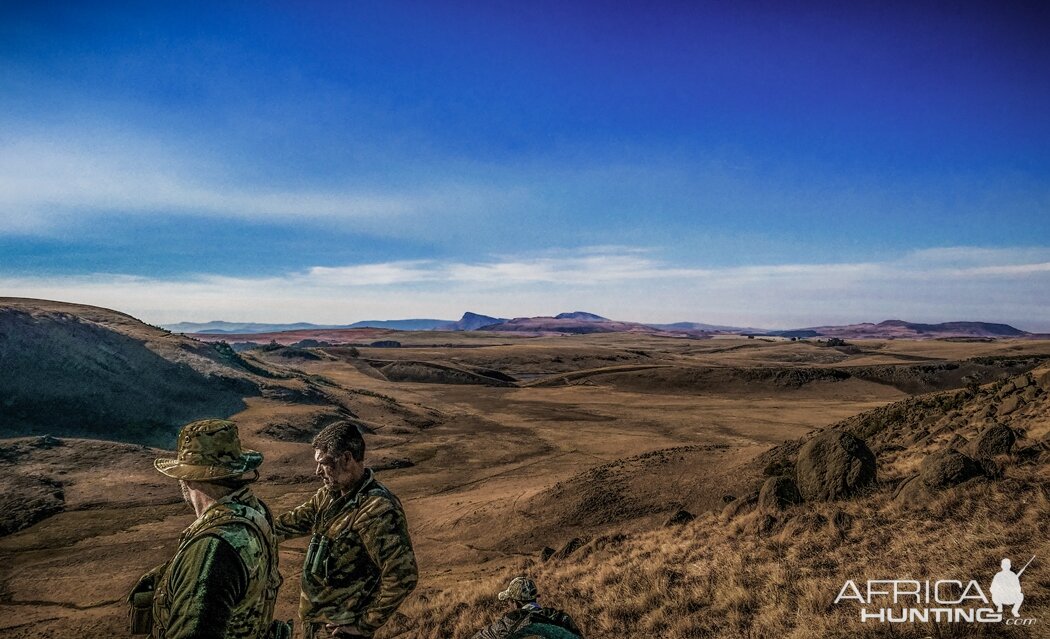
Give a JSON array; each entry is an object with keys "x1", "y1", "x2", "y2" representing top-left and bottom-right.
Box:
[
  {"x1": 919, "y1": 449, "x2": 983, "y2": 488},
  {"x1": 795, "y1": 431, "x2": 876, "y2": 501},
  {"x1": 758, "y1": 476, "x2": 803, "y2": 511},
  {"x1": 969, "y1": 424, "x2": 1016, "y2": 458},
  {"x1": 664, "y1": 509, "x2": 696, "y2": 526}
]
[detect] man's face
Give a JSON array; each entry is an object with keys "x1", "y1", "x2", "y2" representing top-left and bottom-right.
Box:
[{"x1": 314, "y1": 448, "x2": 365, "y2": 492}]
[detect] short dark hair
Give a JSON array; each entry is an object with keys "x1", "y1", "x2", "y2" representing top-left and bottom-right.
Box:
[{"x1": 312, "y1": 421, "x2": 365, "y2": 461}]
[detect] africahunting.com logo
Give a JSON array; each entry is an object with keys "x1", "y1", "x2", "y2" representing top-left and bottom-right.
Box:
[{"x1": 834, "y1": 556, "x2": 1037, "y2": 626}]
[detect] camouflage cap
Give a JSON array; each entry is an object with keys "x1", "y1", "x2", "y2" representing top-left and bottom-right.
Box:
[
  {"x1": 154, "y1": 419, "x2": 262, "y2": 481},
  {"x1": 498, "y1": 576, "x2": 539, "y2": 602}
]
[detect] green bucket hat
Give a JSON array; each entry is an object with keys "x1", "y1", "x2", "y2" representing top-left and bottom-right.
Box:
[
  {"x1": 499, "y1": 576, "x2": 539, "y2": 602},
  {"x1": 155, "y1": 419, "x2": 263, "y2": 481}
]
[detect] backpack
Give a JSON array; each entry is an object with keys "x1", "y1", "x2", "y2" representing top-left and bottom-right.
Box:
[{"x1": 508, "y1": 623, "x2": 581, "y2": 639}]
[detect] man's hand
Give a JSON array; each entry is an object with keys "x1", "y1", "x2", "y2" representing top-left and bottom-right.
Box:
[{"x1": 325, "y1": 623, "x2": 370, "y2": 638}]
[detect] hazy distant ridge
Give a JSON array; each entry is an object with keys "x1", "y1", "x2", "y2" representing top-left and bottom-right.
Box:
[
  {"x1": 167, "y1": 319, "x2": 453, "y2": 333},
  {"x1": 774, "y1": 319, "x2": 1029, "y2": 339},
  {"x1": 166, "y1": 314, "x2": 1032, "y2": 339}
]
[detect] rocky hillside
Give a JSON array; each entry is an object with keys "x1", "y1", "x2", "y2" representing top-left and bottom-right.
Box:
[
  {"x1": 0, "y1": 298, "x2": 271, "y2": 445},
  {"x1": 379, "y1": 367, "x2": 1050, "y2": 639},
  {"x1": 754, "y1": 365, "x2": 1049, "y2": 483}
]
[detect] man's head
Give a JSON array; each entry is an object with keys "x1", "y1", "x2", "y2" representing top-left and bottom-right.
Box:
[
  {"x1": 155, "y1": 419, "x2": 262, "y2": 482},
  {"x1": 153, "y1": 419, "x2": 261, "y2": 515},
  {"x1": 1002, "y1": 558, "x2": 1012, "y2": 571},
  {"x1": 498, "y1": 576, "x2": 539, "y2": 606},
  {"x1": 312, "y1": 421, "x2": 366, "y2": 492}
]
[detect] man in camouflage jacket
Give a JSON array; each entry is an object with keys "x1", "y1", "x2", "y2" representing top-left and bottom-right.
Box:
[
  {"x1": 128, "y1": 419, "x2": 283, "y2": 639},
  {"x1": 471, "y1": 577, "x2": 584, "y2": 639},
  {"x1": 275, "y1": 421, "x2": 418, "y2": 639}
]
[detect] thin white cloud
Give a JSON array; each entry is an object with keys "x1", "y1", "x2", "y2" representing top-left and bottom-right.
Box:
[
  {"x1": 954, "y1": 262, "x2": 1050, "y2": 277},
  {"x1": 0, "y1": 135, "x2": 501, "y2": 232},
  {"x1": 905, "y1": 246, "x2": 1050, "y2": 266},
  {"x1": 2, "y1": 247, "x2": 1049, "y2": 330},
  {"x1": 444, "y1": 253, "x2": 709, "y2": 284},
  {"x1": 307, "y1": 262, "x2": 442, "y2": 286}
]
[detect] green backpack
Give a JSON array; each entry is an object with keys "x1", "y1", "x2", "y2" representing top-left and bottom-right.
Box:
[{"x1": 508, "y1": 622, "x2": 582, "y2": 639}]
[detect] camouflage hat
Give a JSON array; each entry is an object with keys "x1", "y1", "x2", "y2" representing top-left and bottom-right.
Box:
[
  {"x1": 154, "y1": 419, "x2": 262, "y2": 481},
  {"x1": 498, "y1": 576, "x2": 539, "y2": 602}
]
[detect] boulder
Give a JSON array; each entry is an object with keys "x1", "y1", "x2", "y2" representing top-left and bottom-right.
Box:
[
  {"x1": 795, "y1": 431, "x2": 877, "y2": 501},
  {"x1": 721, "y1": 491, "x2": 759, "y2": 518},
  {"x1": 758, "y1": 476, "x2": 802, "y2": 511},
  {"x1": 998, "y1": 395, "x2": 1022, "y2": 416},
  {"x1": 1035, "y1": 368, "x2": 1050, "y2": 391},
  {"x1": 970, "y1": 424, "x2": 1016, "y2": 458},
  {"x1": 920, "y1": 449, "x2": 982, "y2": 488},
  {"x1": 1015, "y1": 441, "x2": 1050, "y2": 465},
  {"x1": 947, "y1": 434, "x2": 969, "y2": 451},
  {"x1": 978, "y1": 457, "x2": 1003, "y2": 480},
  {"x1": 539, "y1": 546, "x2": 556, "y2": 562},
  {"x1": 664, "y1": 509, "x2": 695, "y2": 526}
]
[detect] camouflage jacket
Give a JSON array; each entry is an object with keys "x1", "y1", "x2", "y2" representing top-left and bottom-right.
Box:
[
  {"x1": 471, "y1": 604, "x2": 584, "y2": 639},
  {"x1": 151, "y1": 487, "x2": 282, "y2": 639},
  {"x1": 275, "y1": 469, "x2": 418, "y2": 636}
]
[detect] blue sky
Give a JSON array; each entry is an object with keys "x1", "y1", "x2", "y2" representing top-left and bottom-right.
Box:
[{"x1": 1, "y1": 2, "x2": 1048, "y2": 328}]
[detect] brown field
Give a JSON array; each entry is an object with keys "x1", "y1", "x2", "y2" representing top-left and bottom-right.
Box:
[{"x1": 2, "y1": 327, "x2": 1048, "y2": 638}]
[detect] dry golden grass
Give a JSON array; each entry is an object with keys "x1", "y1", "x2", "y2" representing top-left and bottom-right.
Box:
[
  {"x1": 378, "y1": 465, "x2": 1049, "y2": 639},
  {"x1": 5, "y1": 317, "x2": 1050, "y2": 638}
]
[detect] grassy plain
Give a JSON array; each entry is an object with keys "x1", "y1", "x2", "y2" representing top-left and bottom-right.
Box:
[{"x1": 1, "y1": 333, "x2": 1048, "y2": 638}]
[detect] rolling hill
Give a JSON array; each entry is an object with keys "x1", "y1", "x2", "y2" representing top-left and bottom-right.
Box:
[{"x1": 0, "y1": 298, "x2": 271, "y2": 445}]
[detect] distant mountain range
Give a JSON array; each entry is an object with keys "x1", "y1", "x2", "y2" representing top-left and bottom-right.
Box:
[
  {"x1": 648, "y1": 321, "x2": 770, "y2": 333},
  {"x1": 485, "y1": 316, "x2": 661, "y2": 334},
  {"x1": 165, "y1": 314, "x2": 1037, "y2": 340},
  {"x1": 346, "y1": 319, "x2": 451, "y2": 330},
  {"x1": 165, "y1": 319, "x2": 451, "y2": 333},
  {"x1": 165, "y1": 312, "x2": 597, "y2": 333},
  {"x1": 765, "y1": 319, "x2": 1030, "y2": 340}
]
